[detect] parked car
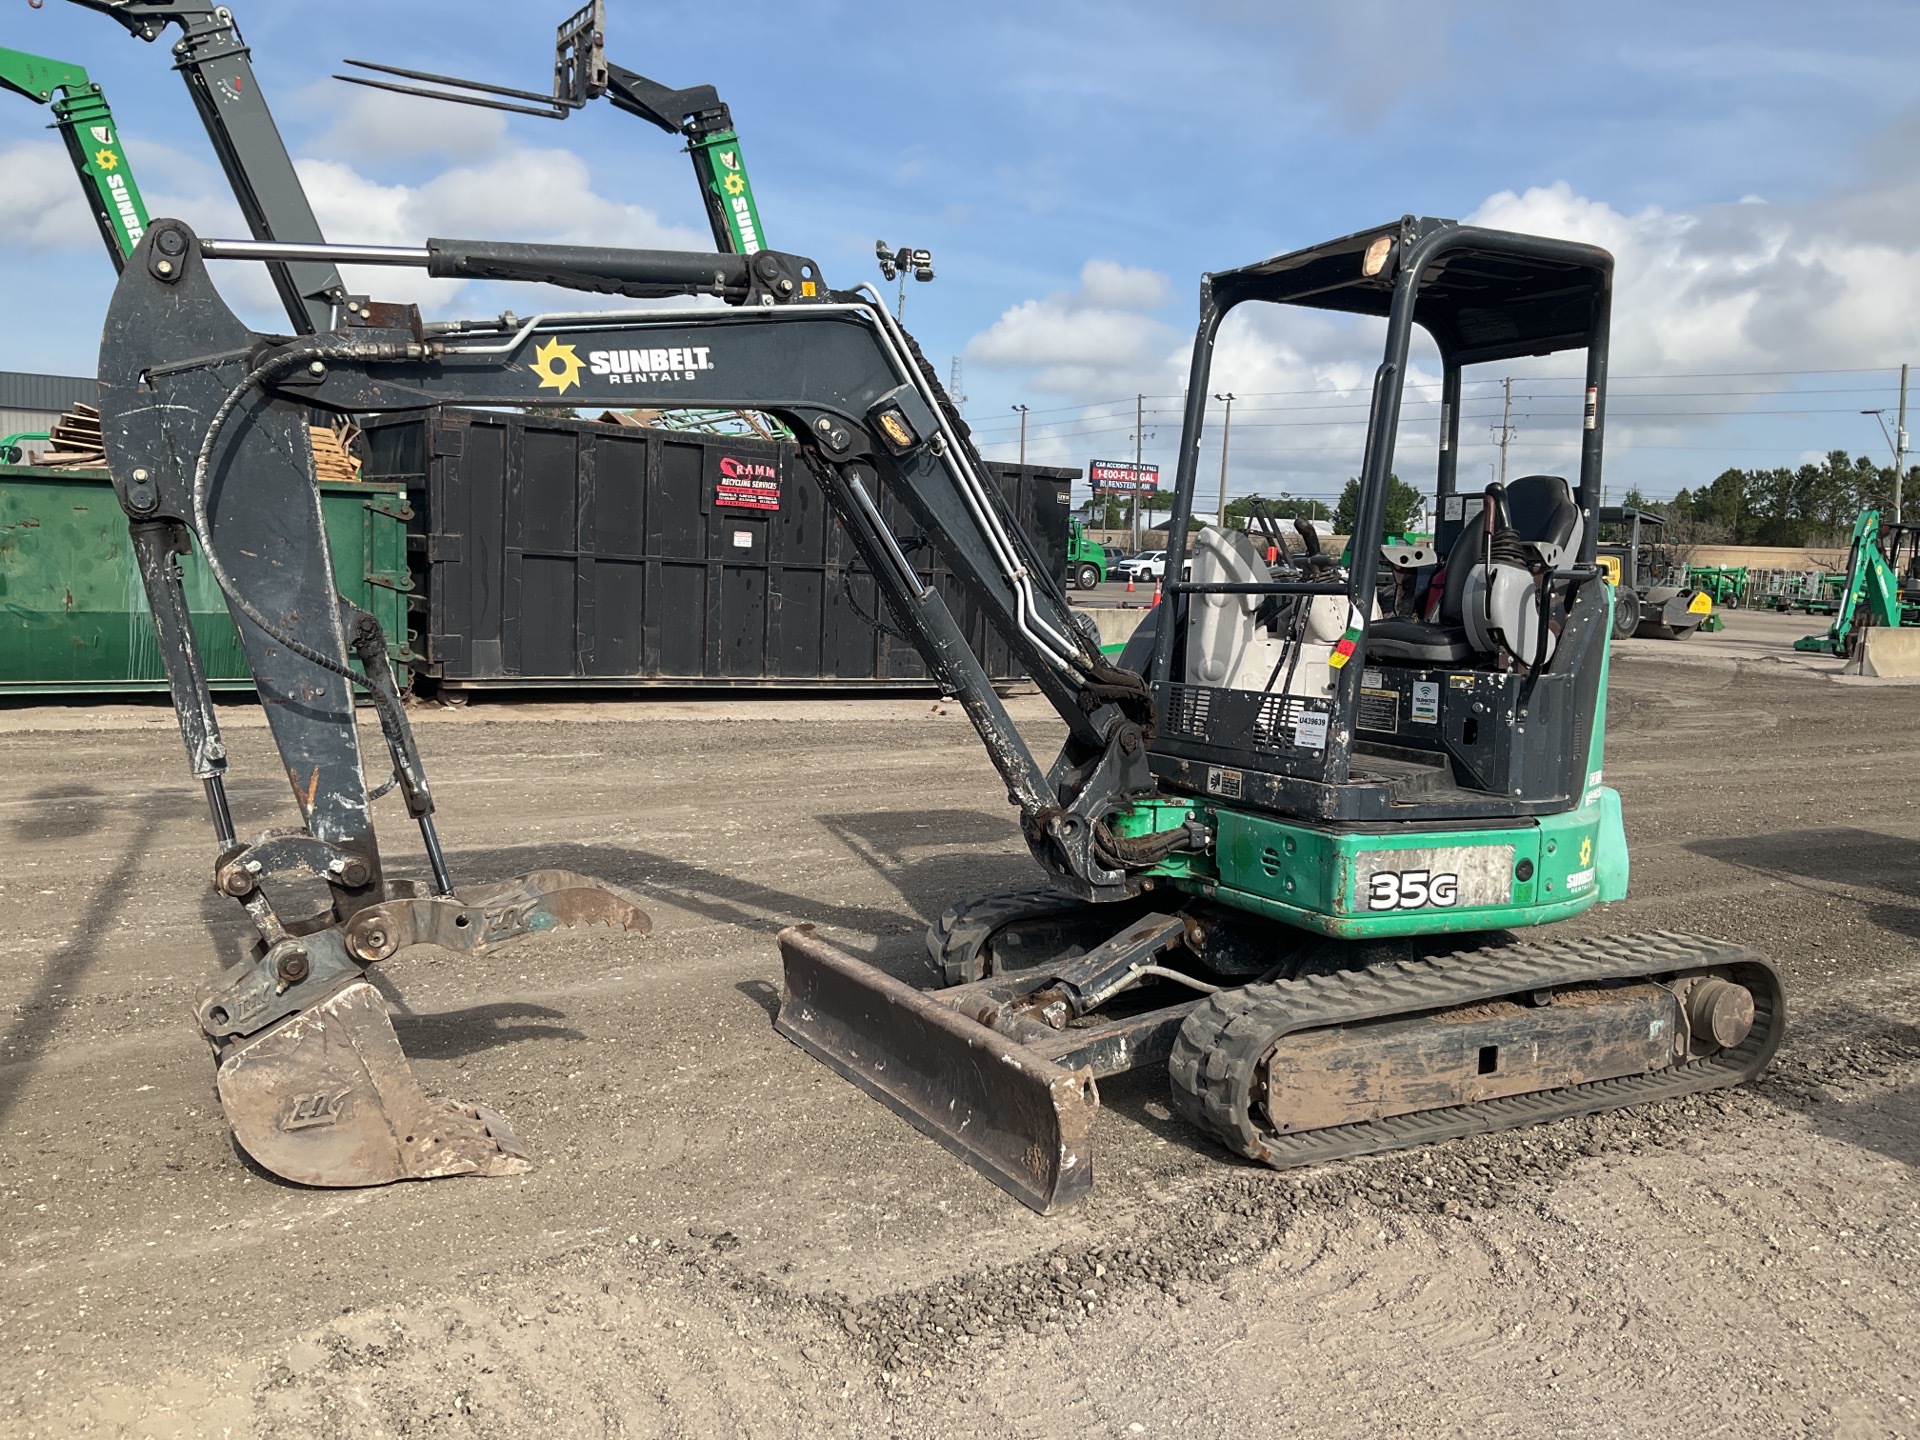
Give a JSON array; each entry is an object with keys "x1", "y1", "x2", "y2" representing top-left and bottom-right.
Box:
[
  {"x1": 1115, "y1": 550, "x2": 1168, "y2": 581},
  {"x1": 1103, "y1": 545, "x2": 1126, "y2": 568}
]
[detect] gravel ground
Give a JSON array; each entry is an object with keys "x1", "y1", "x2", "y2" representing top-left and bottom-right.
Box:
[{"x1": 1, "y1": 612, "x2": 1916, "y2": 1438}]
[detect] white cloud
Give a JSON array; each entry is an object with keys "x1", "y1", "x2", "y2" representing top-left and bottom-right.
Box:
[
  {"x1": 0, "y1": 142, "x2": 102, "y2": 251},
  {"x1": 1466, "y1": 179, "x2": 1920, "y2": 378},
  {"x1": 969, "y1": 168, "x2": 1920, "y2": 497},
  {"x1": 312, "y1": 86, "x2": 511, "y2": 165},
  {"x1": 965, "y1": 258, "x2": 1181, "y2": 394}
]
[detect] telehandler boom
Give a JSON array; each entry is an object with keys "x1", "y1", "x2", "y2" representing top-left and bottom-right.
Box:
[{"x1": 95, "y1": 215, "x2": 1782, "y2": 1211}]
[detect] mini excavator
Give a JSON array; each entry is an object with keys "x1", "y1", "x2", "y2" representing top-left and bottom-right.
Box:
[{"x1": 96, "y1": 214, "x2": 1784, "y2": 1210}]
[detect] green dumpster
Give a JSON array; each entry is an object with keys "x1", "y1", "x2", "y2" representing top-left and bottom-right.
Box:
[{"x1": 0, "y1": 467, "x2": 413, "y2": 694}]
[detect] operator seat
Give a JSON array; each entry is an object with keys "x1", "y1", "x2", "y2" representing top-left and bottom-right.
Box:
[{"x1": 1368, "y1": 475, "x2": 1583, "y2": 667}]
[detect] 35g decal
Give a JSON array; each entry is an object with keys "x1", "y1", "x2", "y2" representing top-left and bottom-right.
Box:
[{"x1": 1365, "y1": 868, "x2": 1461, "y2": 911}]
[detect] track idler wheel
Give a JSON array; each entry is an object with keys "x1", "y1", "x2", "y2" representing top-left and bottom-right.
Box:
[{"x1": 215, "y1": 980, "x2": 529, "y2": 1186}]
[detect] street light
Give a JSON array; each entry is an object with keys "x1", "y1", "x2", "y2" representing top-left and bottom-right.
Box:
[
  {"x1": 1863, "y1": 403, "x2": 1909, "y2": 523},
  {"x1": 1214, "y1": 391, "x2": 1235, "y2": 526},
  {"x1": 875, "y1": 240, "x2": 935, "y2": 322},
  {"x1": 1012, "y1": 403, "x2": 1029, "y2": 470}
]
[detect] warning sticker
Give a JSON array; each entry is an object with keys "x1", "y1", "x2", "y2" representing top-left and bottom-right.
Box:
[
  {"x1": 1206, "y1": 766, "x2": 1244, "y2": 799},
  {"x1": 1358, "y1": 687, "x2": 1399, "y2": 734},
  {"x1": 732, "y1": 530, "x2": 753, "y2": 549},
  {"x1": 1411, "y1": 680, "x2": 1440, "y2": 723},
  {"x1": 714, "y1": 454, "x2": 780, "y2": 510},
  {"x1": 1449, "y1": 673, "x2": 1475, "y2": 690}
]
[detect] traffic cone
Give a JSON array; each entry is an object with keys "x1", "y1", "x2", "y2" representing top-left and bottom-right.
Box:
[
  {"x1": 1152, "y1": 583, "x2": 1161, "y2": 608},
  {"x1": 1126, "y1": 576, "x2": 1135, "y2": 593}
]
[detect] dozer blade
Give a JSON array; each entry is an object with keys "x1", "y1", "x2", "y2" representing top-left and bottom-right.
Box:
[
  {"x1": 775, "y1": 925, "x2": 1098, "y2": 1215},
  {"x1": 216, "y1": 980, "x2": 530, "y2": 1187}
]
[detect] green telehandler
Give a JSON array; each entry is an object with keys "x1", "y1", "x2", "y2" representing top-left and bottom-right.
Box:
[
  {"x1": 0, "y1": 44, "x2": 151, "y2": 266},
  {"x1": 337, "y1": 0, "x2": 769, "y2": 258}
]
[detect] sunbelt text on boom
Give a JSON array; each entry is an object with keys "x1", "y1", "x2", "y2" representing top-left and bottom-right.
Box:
[{"x1": 588, "y1": 345, "x2": 717, "y2": 385}]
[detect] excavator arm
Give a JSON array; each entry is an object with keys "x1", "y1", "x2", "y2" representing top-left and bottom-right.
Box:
[
  {"x1": 97, "y1": 219, "x2": 1164, "y2": 1192},
  {"x1": 65, "y1": 0, "x2": 346, "y2": 332}
]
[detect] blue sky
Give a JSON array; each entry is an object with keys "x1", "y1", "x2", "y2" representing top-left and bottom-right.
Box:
[{"x1": 6, "y1": 0, "x2": 1920, "y2": 508}]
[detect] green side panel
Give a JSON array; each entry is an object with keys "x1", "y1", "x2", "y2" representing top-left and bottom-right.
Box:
[
  {"x1": 690, "y1": 130, "x2": 766, "y2": 255},
  {"x1": 0, "y1": 469, "x2": 411, "y2": 694},
  {"x1": 1157, "y1": 796, "x2": 1619, "y2": 940},
  {"x1": 1594, "y1": 787, "x2": 1629, "y2": 901}
]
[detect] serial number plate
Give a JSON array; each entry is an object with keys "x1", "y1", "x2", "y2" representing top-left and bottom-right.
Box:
[{"x1": 1356, "y1": 845, "x2": 1514, "y2": 912}]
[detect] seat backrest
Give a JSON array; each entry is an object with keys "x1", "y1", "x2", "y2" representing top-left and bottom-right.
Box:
[
  {"x1": 1436, "y1": 475, "x2": 1582, "y2": 625},
  {"x1": 1504, "y1": 474, "x2": 1583, "y2": 567}
]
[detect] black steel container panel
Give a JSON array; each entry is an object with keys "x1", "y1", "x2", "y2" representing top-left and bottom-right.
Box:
[{"x1": 358, "y1": 410, "x2": 1075, "y2": 688}]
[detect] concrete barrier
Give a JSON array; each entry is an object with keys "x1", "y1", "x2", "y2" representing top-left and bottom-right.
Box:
[
  {"x1": 1072, "y1": 606, "x2": 1150, "y2": 653},
  {"x1": 1844, "y1": 626, "x2": 1920, "y2": 677}
]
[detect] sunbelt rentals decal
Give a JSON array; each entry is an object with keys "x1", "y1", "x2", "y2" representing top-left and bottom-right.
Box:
[{"x1": 525, "y1": 338, "x2": 717, "y2": 395}]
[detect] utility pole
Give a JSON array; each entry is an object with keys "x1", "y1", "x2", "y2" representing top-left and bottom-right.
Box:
[
  {"x1": 1898, "y1": 362, "x2": 1909, "y2": 524},
  {"x1": 1133, "y1": 393, "x2": 1145, "y2": 552},
  {"x1": 1491, "y1": 376, "x2": 1516, "y2": 487},
  {"x1": 1214, "y1": 391, "x2": 1235, "y2": 526},
  {"x1": 1012, "y1": 403, "x2": 1028, "y2": 470}
]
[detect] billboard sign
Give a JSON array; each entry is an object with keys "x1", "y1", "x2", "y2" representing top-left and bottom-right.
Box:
[{"x1": 1089, "y1": 460, "x2": 1160, "y2": 494}]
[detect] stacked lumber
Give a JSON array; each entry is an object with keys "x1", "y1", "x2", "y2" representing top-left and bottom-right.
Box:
[
  {"x1": 40, "y1": 403, "x2": 106, "y2": 468},
  {"x1": 309, "y1": 421, "x2": 363, "y2": 482}
]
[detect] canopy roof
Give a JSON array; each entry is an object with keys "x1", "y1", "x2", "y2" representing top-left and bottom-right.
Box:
[{"x1": 1208, "y1": 217, "x2": 1611, "y2": 366}]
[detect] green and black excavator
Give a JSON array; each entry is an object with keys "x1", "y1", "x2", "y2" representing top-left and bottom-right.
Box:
[
  {"x1": 1794, "y1": 506, "x2": 1920, "y2": 656},
  {"x1": 94, "y1": 211, "x2": 1783, "y2": 1210}
]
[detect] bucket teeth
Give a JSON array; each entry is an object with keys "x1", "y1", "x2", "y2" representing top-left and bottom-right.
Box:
[{"x1": 215, "y1": 979, "x2": 532, "y2": 1187}]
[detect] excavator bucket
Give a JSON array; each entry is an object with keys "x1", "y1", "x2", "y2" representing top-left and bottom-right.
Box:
[
  {"x1": 774, "y1": 925, "x2": 1098, "y2": 1214},
  {"x1": 216, "y1": 980, "x2": 530, "y2": 1186},
  {"x1": 210, "y1": 870, "x2": 651, "y2": 1187}
]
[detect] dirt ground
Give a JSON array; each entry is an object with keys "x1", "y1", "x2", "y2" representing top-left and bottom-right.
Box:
[{"x1": 2, "y1": 609, "x2": 1917, "y2": 1438}]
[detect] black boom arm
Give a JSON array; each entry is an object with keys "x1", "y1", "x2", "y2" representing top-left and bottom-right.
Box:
[{"x1": 99, "y1": 220, "x2": 1160, "y2": 919}]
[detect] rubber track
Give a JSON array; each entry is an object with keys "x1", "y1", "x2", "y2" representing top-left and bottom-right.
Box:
[
  {"x1": 1167, "y1": 929, "x2": 1784, "y2": 1167},
  {"x1": 926, "y1": 885, "x2": 1079, "y2": 984},
  {"x1": 926, "y1": 884, "x2": 1158, "y2": 986}
]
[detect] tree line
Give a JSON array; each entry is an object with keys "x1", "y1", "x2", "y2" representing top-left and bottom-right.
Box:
[{"x1": 1626, "y1": 452, "x2": 1916, "y2": 548}]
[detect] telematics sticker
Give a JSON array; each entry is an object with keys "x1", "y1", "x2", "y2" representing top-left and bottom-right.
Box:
[{"x1": 1411, "y1": 681, "x2": 1440, "y2": 723}]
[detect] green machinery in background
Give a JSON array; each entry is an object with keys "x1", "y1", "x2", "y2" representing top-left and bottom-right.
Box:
[
  {"x1": 1794, "y1": 508, "x2": 1920, "y2": 656},
  {"x1": 1686, "y1": 564, "x2": 1749, "y2": 609},
  {"x1": 0, "y1": 44, "x2": 150, "y2": 266},
  {"x1": 1066, "y1": 517, "x2": 1109, "y2": 589},
  {"x1": 338, "y1": 0, "x2": 769, "y2": 256},
  {"x1": 0, "y1": 468, "x2": 411, "y2": 693}
]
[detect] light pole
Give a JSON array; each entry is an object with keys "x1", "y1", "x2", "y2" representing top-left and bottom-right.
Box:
[
  {"x1": 1862, "y1": 364, "x2": 1909, "y2": 522},
  {"x1": 1012, "y1": 403, "x2": 1029, "y2": 471},
  {"x1": 1863, "y1": 404, "x2": 1908, "y2": 524},
  {"x1": 874, "y1": 240, "x2": 934, "y2": 322},
  {"x1": 1214, "y1": 391, "x2": 1235, "y2": 526}
]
